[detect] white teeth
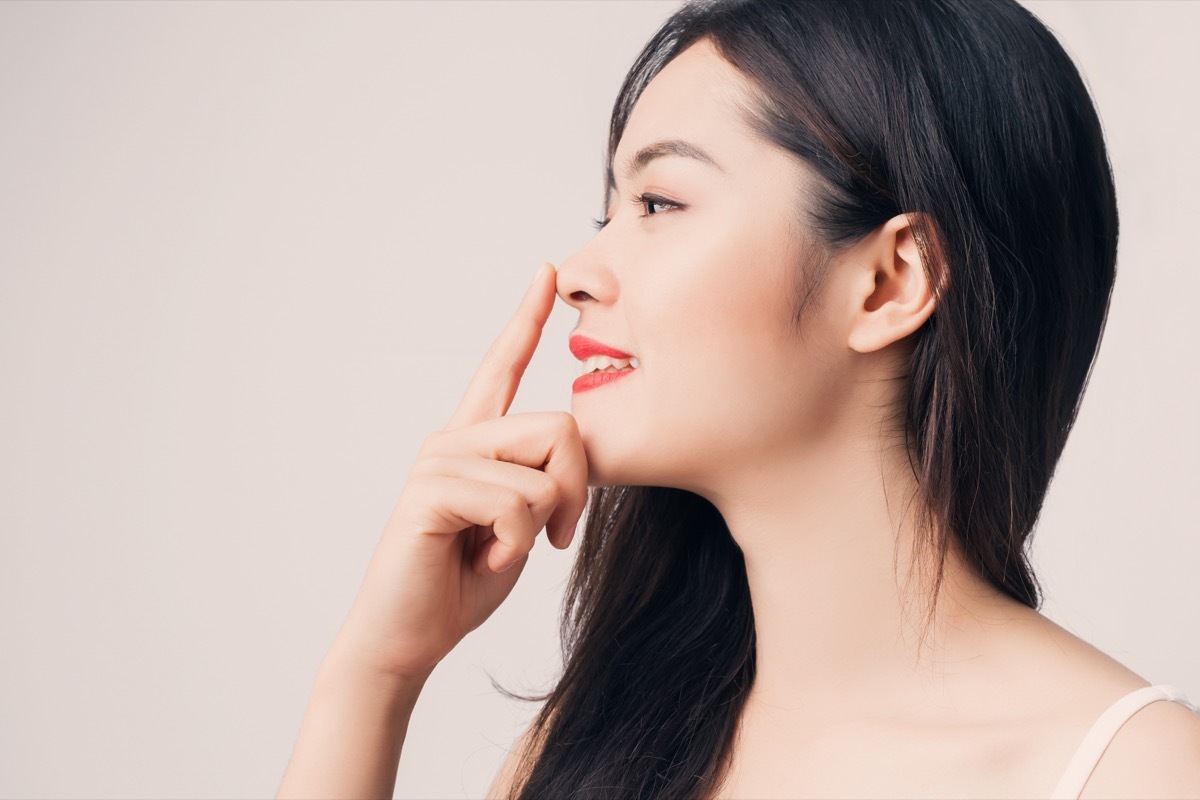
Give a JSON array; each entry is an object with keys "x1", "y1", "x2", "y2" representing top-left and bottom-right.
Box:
[{"x1": 581, "y1": 355, "x2": 638, "y2": 374}]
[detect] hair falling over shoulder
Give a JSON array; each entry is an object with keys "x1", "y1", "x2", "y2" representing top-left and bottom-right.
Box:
[{"x1": 498, "y1": 2, "x2": 1118, "y2": 798}]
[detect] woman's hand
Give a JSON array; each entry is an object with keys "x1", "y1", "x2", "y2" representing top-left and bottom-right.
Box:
[{"x1": 327, "y1": 262, "x2": 588, "y2": 683}]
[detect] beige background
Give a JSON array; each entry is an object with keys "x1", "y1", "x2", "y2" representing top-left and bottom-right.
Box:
[{"x1": 0, "y1": 1, "x2": 1195, "y2": 798}]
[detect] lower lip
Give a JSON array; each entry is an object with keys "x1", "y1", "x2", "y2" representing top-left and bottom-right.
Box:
[{"x1": 572, "y1": 368, "x2": 637, "y2": 394}]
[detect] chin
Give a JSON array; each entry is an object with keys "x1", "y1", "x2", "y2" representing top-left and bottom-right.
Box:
[
  {"x1": 578, "y1": 435, "x2": 694, "y2": 492},
  {"x1": 577, "y1": 438, "x2": 639, "y2": 488},
  {"x1": 579, "y1": 434, "x2": 631, "y2": 488},
  {"x1": 572, "y1": 398, "x2": 714, "y2": 488}
]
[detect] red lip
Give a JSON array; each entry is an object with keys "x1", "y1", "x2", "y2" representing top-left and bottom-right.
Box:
[
  {"x1": 569, "y1": 335, "x2": 634, "y2": 360},
  {"x1": 573, "y1": 369, "x2": 635, "y2": 394}
]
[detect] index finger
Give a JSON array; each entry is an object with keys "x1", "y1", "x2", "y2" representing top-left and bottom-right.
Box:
[{"x1": 446, "y1": 262, "x2": 557, "y2": 430}]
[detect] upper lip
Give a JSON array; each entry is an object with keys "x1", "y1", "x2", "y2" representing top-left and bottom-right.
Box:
[{"x1": 569, "y1": 334, "x2": 635, "y2": 361}]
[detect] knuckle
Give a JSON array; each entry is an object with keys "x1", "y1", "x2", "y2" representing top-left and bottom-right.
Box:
[
  {"x1": 486, "y1": 346, "x2": 522, "y2": 382},
  {"x1": 536, "y1": 473, "x2": 562, "y2": 507},
  {"x1": 418, "y1": 430, "x2": 448, "y2": 457},
  {"x1": 548, "y1": 411, "x2": 579, "y2": 438},
  {"x1": 412, "y1": 455, "x2": 450, "y2": 478},
  {"x1": 497, "y1": 487, "x2": 527, "y2": 519},
  {"x1": 499, "y1": 358, "x2": 522, "y2": 383}
]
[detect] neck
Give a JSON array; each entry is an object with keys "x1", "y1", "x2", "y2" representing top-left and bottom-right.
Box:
[{"x1": 698, "y1": 416, "x2": 1026, "y2": 723}]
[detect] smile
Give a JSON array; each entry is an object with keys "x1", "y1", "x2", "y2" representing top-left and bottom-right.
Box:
[
  {"x1": 580, "y1": 355, "x2": 641, "y2": 373},
  {"x1": 569, "y1": 334, "x2": 640, "y2": 394}
]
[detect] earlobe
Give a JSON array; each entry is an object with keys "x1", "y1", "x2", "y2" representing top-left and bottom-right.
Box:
[{"x1": 846, "y1": 213, "x2": 938, "y2": 354}]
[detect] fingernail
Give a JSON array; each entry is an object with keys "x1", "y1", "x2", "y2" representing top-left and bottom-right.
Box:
[{"x1": 499, "y1": 556, "x2": 521, "y2": 572}]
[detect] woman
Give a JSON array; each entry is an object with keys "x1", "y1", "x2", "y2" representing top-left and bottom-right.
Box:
[{"x1": 277, "y1": 0, "x2": 1200, "y2": 797}]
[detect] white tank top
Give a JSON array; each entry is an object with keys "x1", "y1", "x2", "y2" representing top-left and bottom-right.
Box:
[{"x1": 1048, "y1": 683, "x2": 1199, "y2": 799}]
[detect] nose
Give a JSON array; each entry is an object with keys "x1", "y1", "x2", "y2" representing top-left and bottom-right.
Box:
[{"x1": 556, "y1": 233, "x2": 620, "y2": 312}]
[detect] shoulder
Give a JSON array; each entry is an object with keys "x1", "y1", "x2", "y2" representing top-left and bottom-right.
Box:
[
  {"x1": 973, "y1": 610, "x2": 1199, "y2": 797},
  {"x1": 1080, "y1": 694, "x2": 1200, "y2": 799},
  {"x1": 486, "y1": 717, "x2": 546, "y2": 800}
]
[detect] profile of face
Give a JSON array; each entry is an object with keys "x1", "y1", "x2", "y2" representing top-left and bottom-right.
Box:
[{"x1": 558, "y1": 39, "x2": 907, "y2": 497}]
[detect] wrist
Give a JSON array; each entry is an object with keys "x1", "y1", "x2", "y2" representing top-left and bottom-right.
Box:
[{"x1": 316, "y1": 646, "x2": 432, "y2": 711}]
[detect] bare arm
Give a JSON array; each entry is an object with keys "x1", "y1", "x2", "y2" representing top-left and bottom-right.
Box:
[
  {"x1": 275, "y1": 265, "x2": 584, "y2": 798},
  {"x1": 276, "y1": 653, "x2": 430, "y2": 799}
]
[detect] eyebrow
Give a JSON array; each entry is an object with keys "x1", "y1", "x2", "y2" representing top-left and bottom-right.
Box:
[{"x1": 607, "y1": 138, "x2": 725, "y2": 190}]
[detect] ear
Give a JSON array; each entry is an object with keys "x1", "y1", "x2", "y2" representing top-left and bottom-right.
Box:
[{"x1": 845, "y1": 213, "x2": 938, "y2": 354}]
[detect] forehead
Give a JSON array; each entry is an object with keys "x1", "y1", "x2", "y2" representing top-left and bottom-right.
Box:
[{"x1": 614, "y1": 39, "x2": 765, "y2": 178}]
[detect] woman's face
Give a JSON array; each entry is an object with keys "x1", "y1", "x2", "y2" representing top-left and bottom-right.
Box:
[{"x1": 557, "y1": 39, "x2": 852, "y2": 495}]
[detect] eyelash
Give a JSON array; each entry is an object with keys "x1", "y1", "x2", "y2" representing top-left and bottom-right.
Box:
[{"x1": 591, "y1": 193, "x2": 683, "y2": 232}]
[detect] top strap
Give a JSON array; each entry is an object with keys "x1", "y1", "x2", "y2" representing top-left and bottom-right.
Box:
[{"x1": 1048, "y1": 684, "x2": 1199, "y2": 799}]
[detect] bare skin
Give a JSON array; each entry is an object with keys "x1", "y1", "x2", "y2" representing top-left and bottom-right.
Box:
[
  {"x1": 276, "y1": 264, "x2": 588, "y2": 799},
  {"x1": 280, "y1": 36, "x2": 1199, "y2": 800},
  {"x1": 714, "y1": 612, "x2": 1154, "y2": 799},
  {"x1": 527, "y1": 38, "x2": 1195, "y2": 798}
]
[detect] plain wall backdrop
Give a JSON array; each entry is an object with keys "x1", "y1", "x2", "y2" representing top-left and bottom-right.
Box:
[{"x1": 0, "y1": 1, "x2": 1196, "y2": 798}]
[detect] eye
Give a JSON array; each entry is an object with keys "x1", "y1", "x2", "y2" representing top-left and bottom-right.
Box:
[
  {"x1": 633, "y1": 193, "x2": 681, "y2": 218},
  {"x1": 591, "y1": 193, "x2": 685, "y2": 231}
]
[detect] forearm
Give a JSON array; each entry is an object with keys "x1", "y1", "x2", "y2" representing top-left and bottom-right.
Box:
[{"x1": 276, "y1": 653, "x2": 430, "y2": 800}]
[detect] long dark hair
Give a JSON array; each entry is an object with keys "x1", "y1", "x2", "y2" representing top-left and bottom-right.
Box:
[{"x1": 502, "y1": 1, "x2": 1118, "y2": 798}]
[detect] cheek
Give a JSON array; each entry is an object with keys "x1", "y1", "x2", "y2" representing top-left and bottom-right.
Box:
[
  {"x1": 631, "y1": 230, "x2": 812, "y2": 447},
  {"x1": 578, "y1": 200, "x2": 843, "y2": 487}
]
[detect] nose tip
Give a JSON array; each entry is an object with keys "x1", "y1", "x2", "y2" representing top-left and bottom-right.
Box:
[
  {"x1": 555, "y1": 259, "x2": 597, "y2": 305},
  {"x1": 556, "y1": 229, "x2": 619, "y2": 308}
]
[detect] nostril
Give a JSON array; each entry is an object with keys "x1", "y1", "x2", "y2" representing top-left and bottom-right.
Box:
[{"x1": 570, "y1": 290, "x2": 595, "y2": 302}]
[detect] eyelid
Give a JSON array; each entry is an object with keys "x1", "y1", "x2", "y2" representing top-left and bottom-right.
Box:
[
  {"x1": 630, "y1": 192, "x2": 682, "y2": 217},
  {"x1": 591, "y1": 193, "x2": 684, "y2": 232}
]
